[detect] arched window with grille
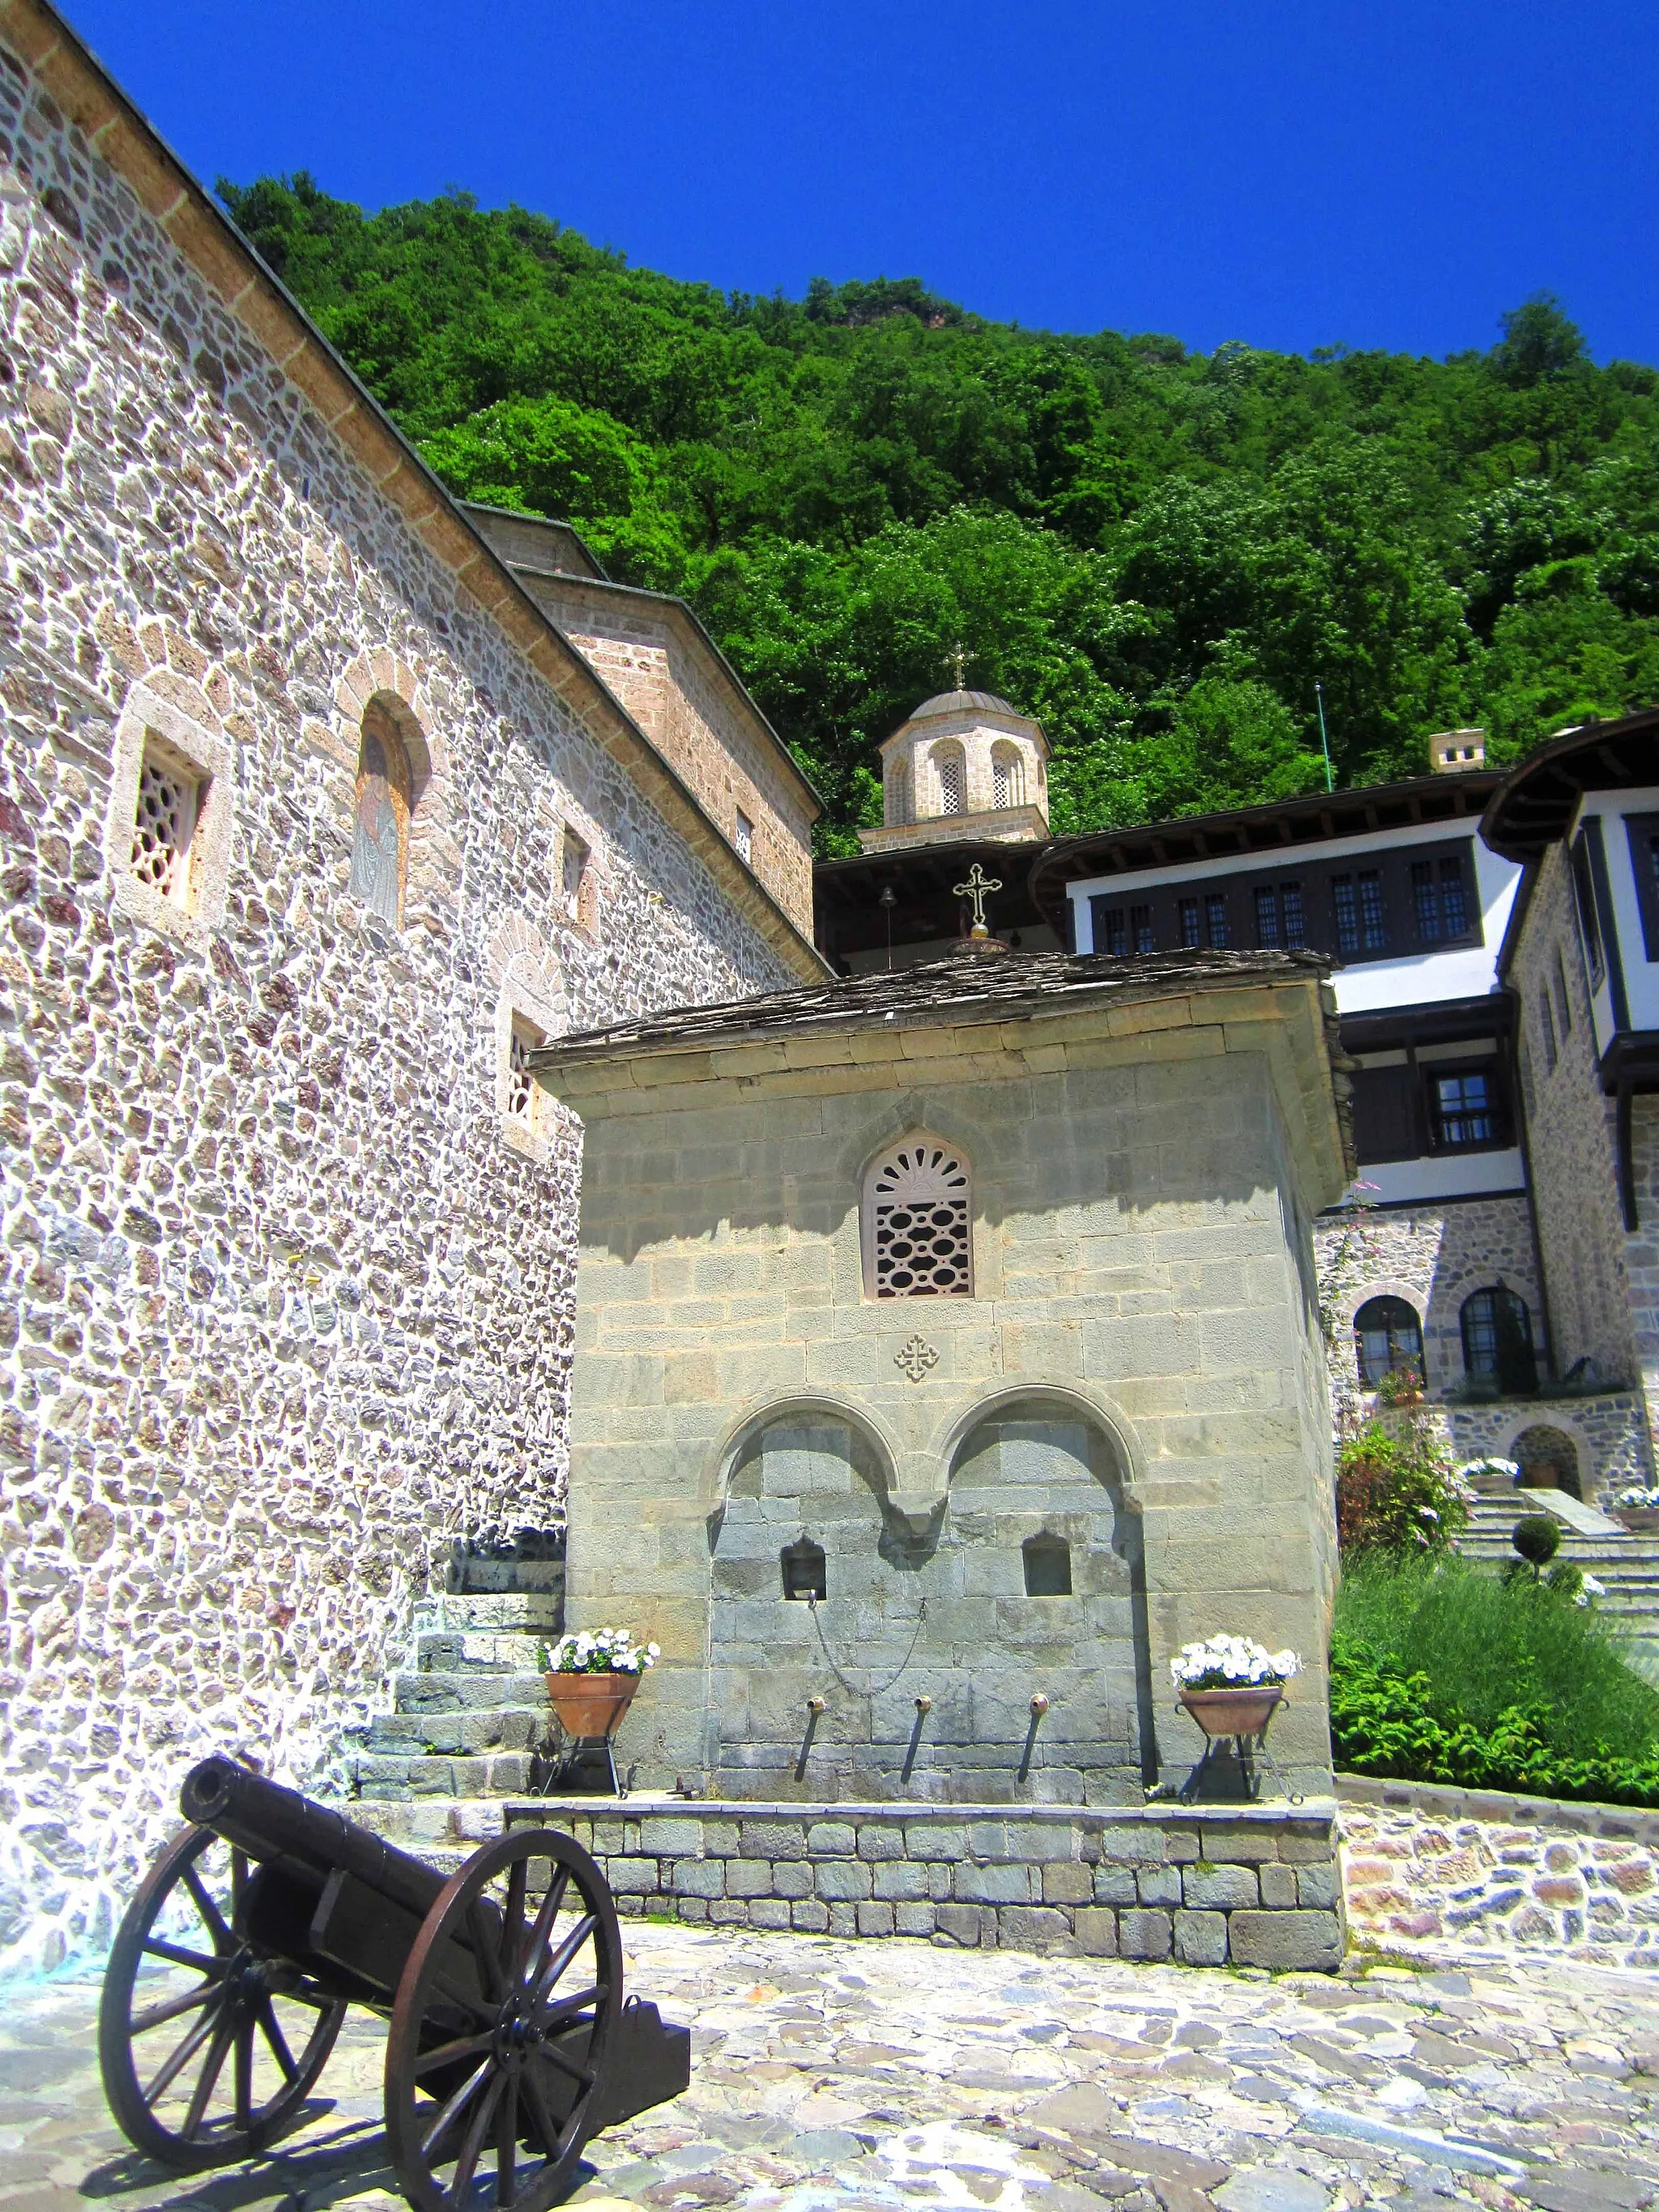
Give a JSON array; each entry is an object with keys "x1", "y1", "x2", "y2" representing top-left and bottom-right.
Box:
[
  {"x1": 933, "y1": 744, "x2": 966, "y2": 817},
  {"x1": 991, "y1": 744, "x2": 1024, "y2": 810},
  {"x1": 1461, "y1": 1285, "x2": 1537, "y2": 1393},
  {"x1": 886, "y1": 758, "x2": 911, "y2": 826},
  {"x1": 1353, "y1": 1295, "x2": 1423, "y2": 1387},
  {"x1": 862, "y1": 1134, "x2": 973, "y2": 1298}
]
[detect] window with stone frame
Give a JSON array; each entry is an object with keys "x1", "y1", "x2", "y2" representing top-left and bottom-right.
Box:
[
  {"x1": 1354, "y1": 1295, "x2": 1423, "y2": 1387},
  {"x1": 1461, "y1": 1285, "x2": 1537, "y2": 1393},
  {"x1": 561, "y1": 825, "x2": 597, "y2": 933},
  {"x1": 734, "y1": 809, "x2": 754, "y2": 866},
  {"x1": 863, "y1": 1135, "x2": 972, "y2": 1299},
  {"x1": 934, "y1": 745, "x2": 966, "y2": 817},
  {"x1": 506, "y1": 1021, "x2": 539, "y2": 1123},
  {"x1": 130, "y1": 735, "x2": 204, "y2": 910},
  {"x1": 348, "y1": 703, "x2": 412, "y2": 928},
  {"x1": 1537, "y1": 990, "x2": 1559, "y2": 1075},
  {"x1": 991, "y1": 744, "x2": 1024, "y2": 809}
]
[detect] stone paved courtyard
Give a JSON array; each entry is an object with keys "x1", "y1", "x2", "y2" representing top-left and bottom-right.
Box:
[{"x1": 2, "y1": 1924, "x2": 1657, "y2": 2212}]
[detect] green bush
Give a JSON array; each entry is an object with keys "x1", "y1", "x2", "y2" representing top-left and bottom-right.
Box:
[
  {"x1": 1512, "y1": 1513, "x2": 1562, "y2": 1572},
  {"x1": 1335, "y1": 1420, "x2": 1470, "y2": 1557},
  {"x1": 1332, "y1": 1553, "x2": 1659, "y2": 1805}
]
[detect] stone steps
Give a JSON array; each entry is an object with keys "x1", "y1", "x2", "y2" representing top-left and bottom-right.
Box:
[
  {"x1": 349, "y1": 1541, "x2": 565, "y2": 1801},
  {"x1": 392, "y1": 1669, "x2": 548, "y2": 1713}
]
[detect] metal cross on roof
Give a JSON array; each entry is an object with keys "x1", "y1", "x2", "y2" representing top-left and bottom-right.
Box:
[
  {"x1": 945, "y1": 641, "x2": 971, "y2": 690},
  {"x1": 953, "y1": 861, "x2": 1002, "y2": 935}
]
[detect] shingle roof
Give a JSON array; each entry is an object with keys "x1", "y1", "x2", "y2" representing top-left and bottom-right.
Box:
[
  {"x1": 907, "y1": 689, "x2": 1020, "y2": 721},
  {"x1": 529, "y1": 945, "x2": 1331, "y2": 1072}
]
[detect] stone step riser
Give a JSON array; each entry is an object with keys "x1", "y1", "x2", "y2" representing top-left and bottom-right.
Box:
[
  {"x1": 414, "y1": 1633, "x2": 548, "y2": 1673},
  {"x1": 354, "y1": 1754, "x2": 538, "y2": 1800},
  {"x1": 453, "y1": 1560, "x2": 566, "y2": 1594},
  {"x1": 412, "y1": 1594, "x2": 565, "y2": 1632},
  {"x1": 365, "y1": 1709, "x2": 544, "y2": 1755},
  {"x1": 393, "y1": 1671, "x2": 549, "y2": 1715}
]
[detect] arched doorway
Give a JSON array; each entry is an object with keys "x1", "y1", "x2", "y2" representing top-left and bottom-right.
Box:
[{"x1": 1514, "y1": 1424, "x2": 1582, "y2": 1500}]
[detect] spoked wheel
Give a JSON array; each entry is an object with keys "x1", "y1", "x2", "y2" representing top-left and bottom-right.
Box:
[
  {"x1": 98, "y1": 1824, "x2": 346, "y2": 2171},
  {"x1": 386, "y1": 1827, "x2": 624, "y2": 2212}
]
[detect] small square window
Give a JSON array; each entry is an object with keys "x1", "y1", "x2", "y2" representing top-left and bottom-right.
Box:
[
  {"x1": 507, "y1": 1025, "x2": 537, "y2": 1123},
  {"x1": 560, "y1": 825, "x2": 596, "y2": 934},
  {"x1": 734, "y1": 809, "x2": 753, "y2": 866},
  {"x1": 131, "y1": 739, "x2": 203, "y2": 910},
  {"x1": 1432, "y1": 1068, "x2": 1499, "y2": 1148}
]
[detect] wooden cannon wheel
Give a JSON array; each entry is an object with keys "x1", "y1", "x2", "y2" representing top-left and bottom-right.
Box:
[
  {"x1": 97, "y1": 1824, "x2": 348, "y2": 2171},
  {"x1": 385, "y1": 1826, "x2": 624, "y2": 2212}
]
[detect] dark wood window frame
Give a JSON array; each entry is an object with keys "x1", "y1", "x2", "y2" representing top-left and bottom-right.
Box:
[
  {"x1": 1625, "y1": 811, "x2": 1659, "y2": 963},
  {"x1": 1084, "y1": 837, "x2": 1481, "y2": 971}
]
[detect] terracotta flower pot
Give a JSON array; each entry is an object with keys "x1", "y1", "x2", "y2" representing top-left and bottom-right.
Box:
[
  {"x1": 544, "y1": 1670, "x2": 640, "y2": 1741},
  {"x1": 1179, "y1": 1684, "x2": 1283, "y2": 1739}
]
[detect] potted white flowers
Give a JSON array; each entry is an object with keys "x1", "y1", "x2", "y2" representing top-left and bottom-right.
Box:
[
  {"x1": 539, "y1": 1627, "x2": 660, "y2": 1742},
  {"x1": 1615, "y1": 1486, "x2": 1659, "y2": 1534},
  {"x1": 1171, "y1": 1634, "x2": 1300, "y2": 1740}
]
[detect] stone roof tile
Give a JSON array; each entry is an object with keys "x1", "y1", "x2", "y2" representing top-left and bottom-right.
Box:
[{"x1": 531, "y1": 945, "x2": 1331, "y2": 1069}]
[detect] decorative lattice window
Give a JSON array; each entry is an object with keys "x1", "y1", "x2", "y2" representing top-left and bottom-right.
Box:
[
  {"x1": 130, "y1": 745, "x2": 200, "y2": 905},
  {"x1": 991, "y1": 746, "x2": 1023, "y2": 809},
  {"x1": 864, "y1": 1136, "x2": 972, "y2": 1299},
  {"x1": 935, "y1": 748, "x2": 965, "y2": 816}
]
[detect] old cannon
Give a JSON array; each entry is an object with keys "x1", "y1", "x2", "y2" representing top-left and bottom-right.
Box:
[{"x1": 97, "y1": 1755, "x2": 689, "y2": 2212}]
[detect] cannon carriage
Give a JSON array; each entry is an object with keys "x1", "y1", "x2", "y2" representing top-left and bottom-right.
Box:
[{"x1": 97, "y1": 1756, "x2": 689, "y2": 2212}]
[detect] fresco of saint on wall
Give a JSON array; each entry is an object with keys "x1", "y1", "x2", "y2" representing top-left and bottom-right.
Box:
[{"x1": 349, "y1": 707, "x2": 412, "y2": 927}]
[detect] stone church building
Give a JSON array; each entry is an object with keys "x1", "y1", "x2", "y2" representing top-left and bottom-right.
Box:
[{"x1": 0, "y1": 0, "x2": 826, "y2": 1968}]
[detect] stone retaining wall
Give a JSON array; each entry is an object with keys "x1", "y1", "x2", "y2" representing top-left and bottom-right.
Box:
[
  {"x1": 1337, "y1": 1773, "x2": 1659, "y2": 1967},
  {"x1": 521, "y1": 1796, "x2": 1344, "y2": 1971}
]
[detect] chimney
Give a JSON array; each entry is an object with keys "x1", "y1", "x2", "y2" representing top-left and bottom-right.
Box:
[{"x1": 1429, "y1": 728, "x2": 1486, "y2": 775}]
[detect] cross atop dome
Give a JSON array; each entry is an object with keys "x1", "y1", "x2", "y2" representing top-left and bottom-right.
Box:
[{"x1": 856, "y1": 682, "x2": 1050, "y2": 855}]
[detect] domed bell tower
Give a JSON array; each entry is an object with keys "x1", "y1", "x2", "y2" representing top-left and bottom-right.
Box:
[{"x1": 858, "y1": 689, "x2": 1051, "y2": 855}]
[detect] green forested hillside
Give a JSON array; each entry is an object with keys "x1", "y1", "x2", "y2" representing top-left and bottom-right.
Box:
[{"x1": 220, "y1": 173, "x2": 1659, "y2": 850}]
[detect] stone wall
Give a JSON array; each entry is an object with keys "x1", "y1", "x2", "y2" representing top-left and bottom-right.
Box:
[
  {"x1": 1316, "y1": 1195, "x2": 1542, "y2": 1404},
  {"x1": 514, "y1": 1796, "x2": 1344, "y2": 1971},
  {"x1": 0, "y1": 35, "x2": 794, "y2": 1971},
  {"x1": 506, "y1": 566, "x2": 817, "y2": 941},
  {"x1": 1338, "y1": 1775, "x2": 1659, "y2": 1968},
  {"x1": 1512, "y1": 843, "x2": 1642, "y2": 1385},
  {"x1": 544, "y1": 964, "x2": 1350, "y2": 1805}
]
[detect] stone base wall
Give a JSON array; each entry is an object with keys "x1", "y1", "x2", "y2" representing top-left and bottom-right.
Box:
[
  {"x1": 1434, "y1": 1391, "x2": 1653, "y2": 1503},
  {"x1": 1338, "y1": 1775, "x2": 1659, "y2": 1967},
  {"x1": 525, "y1": 1796, "x2": 1343, "y2": 1971}
]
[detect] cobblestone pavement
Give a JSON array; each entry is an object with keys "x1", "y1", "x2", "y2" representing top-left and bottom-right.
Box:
[{"x1": 3, "y1": 1923, "x2": 1657, "y2": 2212}]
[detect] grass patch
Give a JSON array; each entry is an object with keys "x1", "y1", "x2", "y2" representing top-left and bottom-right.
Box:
[{"x1": 1332, "y1": 1551, "x2": 1659, "y2": 1805}]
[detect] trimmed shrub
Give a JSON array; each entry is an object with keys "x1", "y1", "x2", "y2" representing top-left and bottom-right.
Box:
[{"x1": 1512, "y1": 1514, "x2": 1562, "y2": 1575}]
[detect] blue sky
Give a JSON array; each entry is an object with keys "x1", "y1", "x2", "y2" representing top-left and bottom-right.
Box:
[{"x1": 63, "y1": 0, "x2": 1659, "y2": 364}]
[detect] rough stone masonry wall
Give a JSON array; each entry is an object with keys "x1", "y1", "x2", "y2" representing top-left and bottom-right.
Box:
[
  {"x1": 533, "y1": 1798, "x2": 1344, "y2": 1971},
  {"x1": 0, "y1": 44, "x2": 792, "y2": 1971},
  {"x1": 1339, "y1": 1775, "x2": 1659, "y2": 1969},
  {"x1": 1513, "y1": 843, "x2": 1642, "y2": 1387},
  {"x1": 1316, "y1": 1196, "x2": 1542, "y2": 1407}
]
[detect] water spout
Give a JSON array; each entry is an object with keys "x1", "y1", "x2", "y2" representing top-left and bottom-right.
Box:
[
  {"x1": 1017, "y1": 1692, "x2": 1049, "y2": 1784},
  {"x1": 795, "y1": 1696, "x2": 826, "y2": 1782},
  {"x1": 901, "y1": 1694, "x2": 932, "y2": 1784}
]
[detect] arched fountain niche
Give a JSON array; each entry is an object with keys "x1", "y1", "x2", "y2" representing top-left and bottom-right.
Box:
[
  {"x1": 706, "y1": 1406, "x2": 912, "y2": 1799},
  {"x1": 946, "y1": 1396, "x2": 1157, "y2": 1805},
  {"x1": 704, "y1": 1394, "x2": 1155, "y2": 1805}
]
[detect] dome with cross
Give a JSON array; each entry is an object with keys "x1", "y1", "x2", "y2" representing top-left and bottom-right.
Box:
[{"x1": 857, "y1": 681, "x2": 1050, "y2": 855}]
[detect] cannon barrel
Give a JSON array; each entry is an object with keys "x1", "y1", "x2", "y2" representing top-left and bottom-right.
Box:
[{"x1": 179, "y1": 1755, "x2": 448, "y2": 1924}]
